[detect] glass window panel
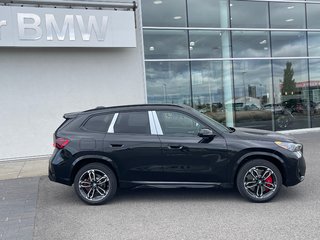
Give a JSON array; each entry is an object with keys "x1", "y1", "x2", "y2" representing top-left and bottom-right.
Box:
[
  {"x1": 233, "y1": 60, "x2": 273, "y2": 131},
  {"x1": 83, "y1": 114, "x2": 113, "y2": 132},
  {"x1": 187, "y1": 0, "x2": 223, "y2": 28},
  {"x1": 114, "y1": 112, "x2": 151, "y2": 135},
  {"x1": 146, "y1": 61, "x2": 191, "y2": 105},
  {"x1": 272, "y1": 60, "x2": 310, "y2": 130},
  {"x1": 308, "y1": 33, "x2": 320, "y2": 57},
  {"x1": 232, "y1": 31, "x2": 270, "y2": 58},
  {"x1": 191, "y1": 61, "x2": 226, "y2": 124},
  {"x1": 141, "y1": 0, "x2": 186, "y2": 27},
  {"x1": 308, "y1": 59, "x2": 320, "y2": 127},
  {"x1": 156, "y1": 111, "x2": 205, "y2": 136},
  {"x1": 307, "y1": 4, "x2": 320, "y2": 29},
  {"x1": 144, "y1": 30, "x2": 188, "y2": 59},
  {"x1": 189, "y1": 31, "x2": 224, "y2": 58},
  {"x1": 271, "y1": 32, "x2": 307, "y2": 57},
  {"x1": 230, "y1": 1, "x2": 268, "y2": 28},
  {"x1": 270, "y1": 3, "x2": 305, "y2": 29}
]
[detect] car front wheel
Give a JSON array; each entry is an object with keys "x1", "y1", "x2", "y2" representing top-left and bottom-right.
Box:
[
  {"x1": 74, "y1": 163, "x2": 117, "y2": 205},
  {"x1": 236, "y1": 160, "x2": 282, "y2": 203}
]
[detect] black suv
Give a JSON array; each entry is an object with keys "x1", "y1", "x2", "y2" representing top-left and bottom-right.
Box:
[{"x1": 49, "y1": 104, "x2": 306, "y2": 204}]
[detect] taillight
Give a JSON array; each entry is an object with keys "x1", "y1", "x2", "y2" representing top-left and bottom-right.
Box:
[{"x1": 53, "y1": 137, "x2": 70, "y2": 149}]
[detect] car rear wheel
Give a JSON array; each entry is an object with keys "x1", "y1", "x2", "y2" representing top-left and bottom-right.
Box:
[
  {"x1": 74, "y1": 163, "x2": 117, "y2": 205},
  {"x1": 236, "y1": 160, "x2": 282, "y2": 203}
]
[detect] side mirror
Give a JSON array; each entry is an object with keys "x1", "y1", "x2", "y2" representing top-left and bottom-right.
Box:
[{"x1": 198, "y1": 128, "x2": 214, "y2": 138}]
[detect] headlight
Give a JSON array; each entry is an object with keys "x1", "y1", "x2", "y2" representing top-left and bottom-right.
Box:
[{"x1": 274, "y1": 141, "x2": 302, "y2": 152}]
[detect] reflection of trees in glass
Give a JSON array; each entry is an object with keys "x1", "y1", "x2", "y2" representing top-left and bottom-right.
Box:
[{"x1": 282, "y1": 62, "x2": 297, "y2": 95}]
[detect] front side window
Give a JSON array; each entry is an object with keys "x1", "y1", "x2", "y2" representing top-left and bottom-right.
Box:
[
  {"x1": 83, "y1": 114, "x2": 114, "y2": 132},
  {"x1": 113, "y1": 111, "x2": 151, "y2": 135},
  {"x1": 156, "y1": 111, "x2": 205, "y2": 136}
]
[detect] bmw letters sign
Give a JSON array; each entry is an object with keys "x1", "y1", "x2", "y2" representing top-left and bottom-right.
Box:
[{"x1": 0, "y1": 6, "x2": 136, "y2": 47}]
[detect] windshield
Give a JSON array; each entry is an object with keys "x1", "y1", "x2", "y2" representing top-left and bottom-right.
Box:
[{"x1": 188, "y1": 107, "x2": 232, "y2": 133}]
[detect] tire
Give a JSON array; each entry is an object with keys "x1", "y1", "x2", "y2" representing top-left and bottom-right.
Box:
[
  {"x1": 74, "y1": 163, "x2": 117, "y2": 205},
  {"x1": 236, "y1": 160, "x2": 282, "y2": 203}
]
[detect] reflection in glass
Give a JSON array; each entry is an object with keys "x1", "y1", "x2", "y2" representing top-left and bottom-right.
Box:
[
  {"x1": 233, "y1": 60, "x2": 273, "y2": 130},
  {"x1": 272, "y1": 60, "x2": 309, "y2": 130},
  {"x1": 307, "y1": 4, "x2": 320, "y2": 29},
  {"x1": 187, "y1": 0, "x2": 222, "y2": 28},
  {"x1": 271, "y1": 32, "x2": 307, "y2": 57},
  {"x1": 189, "y1": 31, "x2": 224, "y2": 58},
  {"x1": 146, "y1": 62, "x2": 191, "y2": 105},
  {"x1": 308, "y1": 59, "x2": 320, "y2": 127},
  {"x1": 191, "y1": 61, "x2": 226, "y2": 124},
  {"x1": 308, "y1": 33, "x2": 320, "y2": 57},
  {"x1": 270, "y1": 3, "x2": 305, "y2": 29},
  {"x1": 141, "y1": 0, "x2": 186, "y2": 27},
  {"x1": 230, "y1": 1, "x2": 268, "y2": 28},
  {"x1": 232, "y1": 31, "x2": 270, "y2": 58},
  {"x1": 144, "y1": 30, "x2": 188, "y2": 59}
]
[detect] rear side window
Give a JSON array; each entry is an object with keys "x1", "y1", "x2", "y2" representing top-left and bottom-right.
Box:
[
  {"x1": 113, "y1": 111, "x2": 150, "y2": 135},
  {"x1": 83, "y1": 114, "x2": 114, "y2": 132}
]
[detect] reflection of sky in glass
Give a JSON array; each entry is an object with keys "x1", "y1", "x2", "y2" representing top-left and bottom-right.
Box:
[
  {"x1": 146, "y1": 62, "x2": 191, "y2": 105},
  {"x1": 233, "y1": 60, "x2": 272, "y2": 103},
  {"x1": 271, "y1": 32, "x2": 307, "y2": 57}
]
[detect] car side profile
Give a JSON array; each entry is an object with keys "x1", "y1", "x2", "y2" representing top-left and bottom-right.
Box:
[{"x1": 49, "y1": 104, "x2": 306, "y2": 204}]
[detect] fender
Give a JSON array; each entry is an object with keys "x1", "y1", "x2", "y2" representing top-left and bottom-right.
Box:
[
  {"x1": 230, "y1": 151, "x2": 287, "y2": 183},
  {"x1": 71, "y1": 154, "x2": 120, "y2": 181}
]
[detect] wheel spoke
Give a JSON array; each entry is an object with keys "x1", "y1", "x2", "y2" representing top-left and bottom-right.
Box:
[
  {"x1": 250, "y1": 168, "x2": 259, "y2": 180},
  {"x1": 96, "y1": 186, "x2": 106, "y2": 196},
  {"x1": 245, "y1": 181, "x2": 257, "y2": 189},
  {"x1": 264, "y1": 182, "x2": 275, "y2": 190},
  {"x1": 79, "y1": 180, "x2": 91, "y2": 188},
  {"x1": 262, "y1": 169, "x2": 272, "y2": 180},
  {"x1": 87, "y1": 187, "x2": 95, "y2": 199},
  {"x1": 256, "y1": 185, "x2": 263, "y2": 197},
  {"x1": 88, "y1": 170, "x2": 96, "y2": 182},
  {"x1": 97, "y1": 175, "x2": 108, "y2": 185}
]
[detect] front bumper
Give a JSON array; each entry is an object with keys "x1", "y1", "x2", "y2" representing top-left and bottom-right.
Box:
[{"x1": 284, "y1": 153, "x2": 306, "y2": 186}]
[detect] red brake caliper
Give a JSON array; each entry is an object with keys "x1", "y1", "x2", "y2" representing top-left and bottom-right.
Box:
[{"x1": 265, "y1": 176, "x2": 273, "y2": 192}]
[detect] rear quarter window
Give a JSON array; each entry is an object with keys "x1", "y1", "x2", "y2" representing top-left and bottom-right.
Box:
[{"x1": 83, "y1": 114, "x2": 114, "y2": 132}]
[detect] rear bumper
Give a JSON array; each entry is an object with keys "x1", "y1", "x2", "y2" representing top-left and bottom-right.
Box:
[{"x1": 48, "y1": 149, "x2": 73, "y2": 186}]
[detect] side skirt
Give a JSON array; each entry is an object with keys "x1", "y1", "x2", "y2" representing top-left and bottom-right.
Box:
[{"x1": 120, "y1": 181, "x2": 233, "y2": 189}]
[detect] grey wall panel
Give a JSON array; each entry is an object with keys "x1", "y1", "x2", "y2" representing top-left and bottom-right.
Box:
[{"x1": 0, "y1": 7, "x2": 145, "y2": 159}]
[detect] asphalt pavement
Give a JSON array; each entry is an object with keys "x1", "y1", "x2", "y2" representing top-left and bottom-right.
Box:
[{"x1": 1, "y1": 131, "x2": 320, "y2": 240}]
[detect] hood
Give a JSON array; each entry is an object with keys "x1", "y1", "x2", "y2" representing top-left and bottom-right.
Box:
[{"x1": 233, "y1": 127, "x2": 298, "y2": 143}]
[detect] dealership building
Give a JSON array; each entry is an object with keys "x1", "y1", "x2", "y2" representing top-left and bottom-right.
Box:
[{"x1": 1, "y1": 0, "x2": 320, "y2": 160}]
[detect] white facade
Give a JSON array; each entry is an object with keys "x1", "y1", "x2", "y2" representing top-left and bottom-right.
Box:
[{"x1": 0, "y1": 1, "x2": 146, "y2": 160}]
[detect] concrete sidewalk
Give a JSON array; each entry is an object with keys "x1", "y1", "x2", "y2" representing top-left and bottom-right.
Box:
[{"x1": 0, "y1": 159, "x2": 48, "y2": 181}]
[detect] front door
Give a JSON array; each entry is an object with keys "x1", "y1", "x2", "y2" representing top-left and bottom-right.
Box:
[{"x1": 155, "y1": 110, "x2": 228, "y2": 183}]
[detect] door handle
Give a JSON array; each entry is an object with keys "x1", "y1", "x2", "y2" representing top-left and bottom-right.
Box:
[
  {"x1": 168, "y1": 145, "x2": 184, "y2": 150},
  {"x1": 110, "y1": 144, "x2": 124, "y2": 148}
]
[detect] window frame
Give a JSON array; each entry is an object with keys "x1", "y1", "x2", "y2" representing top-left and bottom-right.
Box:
[
  {"x1": 154, "y1": 109, "x2": 211, "y2": 137},
  {"x1": 81, "y1": 113, "x2": 115, "y2": 133},
  {"x1": 107, "y1": 110, "x2": 152, "y2": 136}
]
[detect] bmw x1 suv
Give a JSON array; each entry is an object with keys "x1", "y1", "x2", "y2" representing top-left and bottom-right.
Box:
[{"x1": 49, "y1": 104, "x2": 306, "y2": 204}]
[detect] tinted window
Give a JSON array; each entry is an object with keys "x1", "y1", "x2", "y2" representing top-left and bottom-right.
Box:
[
  {"x1": 83, "y1": 114, "x2": 113, "y2": 132},
  {"x1": 114, "y1": 111, "x2": 150, "y2": 134},
  {"x1": 157, "y1": 111, "x2": 205, "y2": 136}
]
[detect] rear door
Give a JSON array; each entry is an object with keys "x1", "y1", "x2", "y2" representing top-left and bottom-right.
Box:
[{"x1": 104, "y1": 110, "x2": 163, "y2": 182}]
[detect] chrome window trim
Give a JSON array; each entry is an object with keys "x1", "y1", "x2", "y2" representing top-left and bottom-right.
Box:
[
  {"x1": 151, "y1": 111, "x2": 163, "y2": 135},
  {"x1": 148, "y1": 111, "x2": 158, "y2": 135},
  {"x1": 107, "y1": 113, "x2": 119, "y2": 133}
]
